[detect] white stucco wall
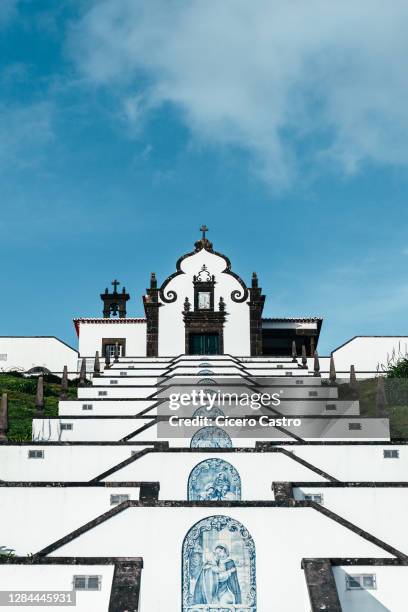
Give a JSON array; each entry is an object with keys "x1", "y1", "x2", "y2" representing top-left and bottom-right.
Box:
[
  {"x1": 158, "y1": 249, "x2": 251, "y2": 356},
  {"x1": 332, "y1": 336, "x2": 408, "y2": 375},
  {"x1": 0, "y1": 565, "x2": 114, "y2": 612},
  {"x1": 48, "y1": 506, "x2": 391, "y2": 612},
  {"x1": 0, "y1": 337, "x2": 77, "y2": 375},
  {"x1": 334, "y1": 565, "x2": 408, "y2": 612},
  {"x1": 77, "y1": 321, "x2": 146, "y2": 357}
]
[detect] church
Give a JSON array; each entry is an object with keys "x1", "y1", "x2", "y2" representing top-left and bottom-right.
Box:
[{"x1": 1, "y1": 228, "x2": 408, "y2": 611}]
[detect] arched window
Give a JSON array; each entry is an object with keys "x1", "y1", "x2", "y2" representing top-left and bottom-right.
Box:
[
  {"x1": 197, "y1": 369, "x2": 214, "y2": 375},
  {"x1": 199, "y1": 362, "x2": 212, "y2": 368},
  {"x1": 182, "y1": 515, "x2": 256, "y2": 611},
  {"x1": 188, "y1": 458, "x2": 241, "y2": 501},
  {"x1": 190, "y1": 426, "x2": 232, "y2": 449},
  {"x1": 197, "y1": 378, "x2": 216, "y2": 385}
]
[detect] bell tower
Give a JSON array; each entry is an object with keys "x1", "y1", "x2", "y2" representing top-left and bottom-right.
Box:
[{"x1": 100, "y1": 279, "x2": 130, "y2": 318}]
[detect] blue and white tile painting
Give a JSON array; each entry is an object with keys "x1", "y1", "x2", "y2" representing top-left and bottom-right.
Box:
[
  {"x1": 183, "y1": 515, "x2": 256, "y2": 611},
  {"x1": 188, "y1": 458, "x2": 241, "y2": 501},
  {"x1": 190, "y1": 426, "x2": 232, "y2": 449}
]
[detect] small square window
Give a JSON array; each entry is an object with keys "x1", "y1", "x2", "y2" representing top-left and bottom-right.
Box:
[
  {"x1": 295, "y1": 380, "x2": 304, "y2": 385},
  {"x1": 285, "y1": 371, "x2": 293, "y2": 376},
  {"x1": 110, "y1": 494, "x2": 130, "y2": 506},
  {"x1": 110, "y1": 380, "x2": 118, "y2": 385},
  {"x1": 276, "y1": 364, "x2": 283, "y2": 369},
  {"x1": 326, "y1": 404, "x2": 337, "y2": 411},
  {"x1": 98, "y1": 391, "x2": 107, "y2": 396},
  {"x1": 28, "y1": 450, "x2": 44, "y2": 459},
  {"x1": 60, "y1": 423, "x2": 73, "y2": 431},
  {"x1": 349, "y1": 423, "x2": 362, "y2": 430},
  {"x1": 346, "y1": 574, "x2": 376, "y2": 590},
  {"x1": 0, "y1": 354, "x2": 7, "y2": 361},
  {"x1": 309, "y1": 391, "x2": 318, "y2": 397},
  {"x1": 120, "y1": 372, "x2": 127, "y2": 376},
  {"x1": 304, "y1": 493, "x2": 323, "y2": 504},
  {"x1": 82, "y1": 404, "x2": 93, "y2": 411},
  {"x1": 73, "y1": 575, "x2": 101, "y2": 591},
  {"x1": 383, "y1": 449, "x2": 399, "y2": 458}
]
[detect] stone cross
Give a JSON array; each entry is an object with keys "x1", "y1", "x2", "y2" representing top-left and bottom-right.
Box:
[
  {"x1": 200, "y1": 225, "x2": 209, "y2": 240},
  {"x1": 111, "y1": 279, "x2": 120, "y2": 293}
]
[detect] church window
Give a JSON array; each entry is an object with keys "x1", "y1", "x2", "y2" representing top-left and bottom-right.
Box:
[
  {"x1": 198, "y1": 369, "x2": 214, "y2": 375},
  {"x1": 199, "y1": 363, "x2": 212, "y2": 367},
  {"x1": 304, "y1": 493, "x2": 323, "y2": 504},
  {"x1": 346, "y1": 574, "x2": 376, "y2": 590},
  {"x1": 383, "y1": 449, "x2": 399, "y2": 458},
  {"x1": 82, "y1": 404, "x2": 93, "y2": 411},
  {"x1": 73, "y1": 575, "x2": 102, "y2": 591},
  {"x1": 182, "y1": 515, "x2": 256, "y2": 611},
  {"x1": 188, "y1": 459, "x2": 241, "y2": 501},
  {"x1": 110, "y1": 494, "x2": 130, "y2": 505},
  {"x1": 28, "y1": 450, "x2": 44, "y2": 459},
  {"x1": 349, "y1": 423, "x2": 362, "y2": 430},
  {"x1": 60, "y1": 423, "x2": 73, "y2": 431},
  {"x1": 98, "y1": 391, "x2": 107, "y2": 396}
]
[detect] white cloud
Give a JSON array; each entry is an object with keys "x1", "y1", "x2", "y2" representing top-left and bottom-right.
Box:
[
  {"x1": 68, "y1": 0, "x2": 408, "y2": 186},
  {"x1": 0, "y1": 102, "x2": 54, "y2": 171}
]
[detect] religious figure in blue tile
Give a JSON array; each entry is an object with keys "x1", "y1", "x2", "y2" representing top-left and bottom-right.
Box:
[
  {"x1": 188, "y1": 458, "x2": 241, "y2": 500},
  {"x1": 183, "y1": 515, "x2": 256, "y2": 611},
  {"x1": 193, "y1": 543, "x2": 242, "y2": 605},
  {"x1": 190, "y1": 426, "x2": 232, "y2": 448}
]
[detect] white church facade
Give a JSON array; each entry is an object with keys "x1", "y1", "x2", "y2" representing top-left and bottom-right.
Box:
[{"x1": 1, "y1": 228, "x2": 408, "y2": 611}]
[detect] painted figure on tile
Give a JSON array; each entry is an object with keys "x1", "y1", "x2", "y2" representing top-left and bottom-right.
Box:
[{"x1": 193, "y1": 543, "x2": 242, "y2": 605}]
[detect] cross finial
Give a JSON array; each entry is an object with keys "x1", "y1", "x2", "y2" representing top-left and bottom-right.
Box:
[
  {"x1": 200, "y1": 225, "x2": 209, "y2": 240},
  {"x1": 111, "y1": 279, "x2": 120, "y2": 293}
]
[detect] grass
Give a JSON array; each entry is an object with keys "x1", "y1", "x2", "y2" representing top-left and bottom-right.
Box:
[
  {"x1": 0, "y1": 372, "x2": 80, "y2": 442},
  {"x1": 338, "y1": 376, "x2": 408, "y2": 439}
]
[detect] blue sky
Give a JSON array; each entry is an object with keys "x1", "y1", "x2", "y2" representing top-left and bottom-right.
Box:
[{"x1": 2, "y1": 0, "x2": 408, "y2": 353}]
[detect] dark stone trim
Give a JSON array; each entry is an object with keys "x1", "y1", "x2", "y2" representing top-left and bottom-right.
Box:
[
  {"x1": 249, "y1": 274, "x2": 265, "y2": 356},
  {"x1": 34, "y1": 498, "x2": 408, "y2": 561},
  {"x1": 329, "y1": 557, "x2": 408, "y2": 566},
  {"x1": 89, "y1": 448, "x2": 154, "y2": 483},
  {"x1": 0, "y1": 556, "x2": 143, "y2": 567},
  {"x1": 302, "y1": 558, "x2": 342, "y2": 612},
  {"x1": 139, "y1": 481, "x2": 160, "y2": 500},
  {"x1": 272, "y1": 482, "x2": 294, "y2": 501},
  {"x1": 109, "y1": 558, "x2": 142, "y2": 612},
  {"x1": 277, "y1": 448, "x2": 340, "y2": 482},
  {"x1": 0, "y1": 481, "x2": 158, "y2": 488},
  {"x1": 291, "y1": 481, "x2": 408, "y2": 488}
]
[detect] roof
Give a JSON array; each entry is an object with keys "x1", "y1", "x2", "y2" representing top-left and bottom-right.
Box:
[{"x1": 73, "y1": 318, "x2": 147, "y2": 336}]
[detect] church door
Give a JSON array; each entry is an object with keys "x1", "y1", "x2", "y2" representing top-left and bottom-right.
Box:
[{"x1": 189, "y1": 333, "x2": 220, "y2": 355}]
